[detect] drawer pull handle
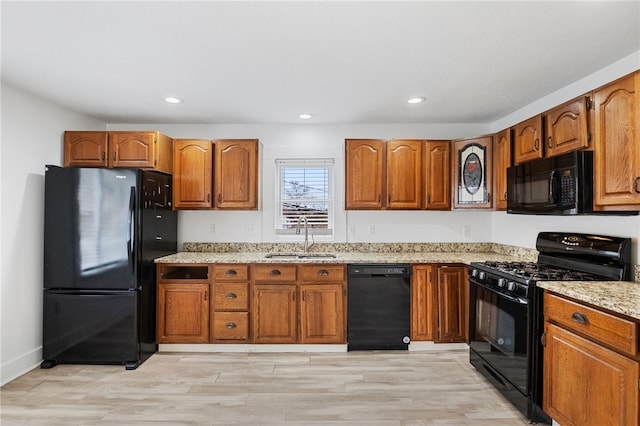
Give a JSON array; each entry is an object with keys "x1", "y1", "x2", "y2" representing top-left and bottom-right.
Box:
[
  {"x1": 225, "y1": 322, "x2": 237, "y2": 329},
  {"x1": 225, "y1": 293, "x2": 237, "y2": 299},
  {"x1": 270, "y1": 269, "x2": 282, "y2": 276},
  {"x1": 634, "y1": 177, "x2": 640, "y2": 194},
  {"x1": 318, "y1": 269, "x2": 329, "y2": 276},
  {"x1": 571, "y1": 312, "x2": 589, "y2": 325},
  {"x1": 225, "y1": 269, "x2": 238, "y2": 276}
]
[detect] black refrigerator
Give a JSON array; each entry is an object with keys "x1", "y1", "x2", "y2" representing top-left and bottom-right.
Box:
[{"x1": 42, "y1": 165, "x2": 177, "y2": 370}]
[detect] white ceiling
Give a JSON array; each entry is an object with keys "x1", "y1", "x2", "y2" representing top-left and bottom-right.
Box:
[{"x1": 2, "y1": 1, "x2": 639, "y2": 125}]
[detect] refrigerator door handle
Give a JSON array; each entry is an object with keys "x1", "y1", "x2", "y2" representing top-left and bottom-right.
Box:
[{"x1": 128, "y1": 187, "x2": 136, "y2": 274}]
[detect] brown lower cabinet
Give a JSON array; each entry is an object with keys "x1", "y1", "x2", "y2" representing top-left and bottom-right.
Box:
[
  {"x1": 157, "y1": 263, "x2": 346, "y2": 344},
  {"x1": 251, "y1": 264, "x2": 346, "y2": 344},
  {"x1": 411, "y1": 264, "x2": 468, "y2": 343},
  {"x1": 211, "y1": 264, "x2": 250, "y2": 342},
  {"x1": 542, "y1": 292, "x2": 639, "y2": 426}
]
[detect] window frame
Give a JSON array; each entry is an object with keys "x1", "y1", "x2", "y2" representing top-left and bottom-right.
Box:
[{"x1": 274, "y1": 158, "x2": 335, "y2": 237}]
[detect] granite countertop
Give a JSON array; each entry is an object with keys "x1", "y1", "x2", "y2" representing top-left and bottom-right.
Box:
[
  {"x1": 537, "y1": 281, "x2": 640, "y2": 321},
  {"x1": 154, "y1": 251, "x2": 519, "y2": 265}
]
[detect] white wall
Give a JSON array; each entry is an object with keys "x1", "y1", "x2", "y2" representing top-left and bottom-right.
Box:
[{"x1": 0, "y1": 83, "x2": 106, "y2": 385}]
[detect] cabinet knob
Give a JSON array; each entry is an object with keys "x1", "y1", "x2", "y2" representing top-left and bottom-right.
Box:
[
  {"x1": 225, "y1": 322, "x2": 237, "y2": 329},
  {"x1": 317, "y1": 269, "x2": 329, "y2": 276},
  {"x1": 534, "y1": 138, "x2": 540, "y2": 150},
  {"x1": 270, "y1": 269, "x2": 282, "y2": 276},
  {"x1": 634, "y1": 177, "x2": 640, "y2": 194},
  {"x1": 225, "y1": 293, "x2": 237, "y2": 299},
  {"x1": 547, "y1": 136, "x2": 553, "y2": 149},
  {"x1": 225, "y1": 269, "x2": 238, "y2": 276}
]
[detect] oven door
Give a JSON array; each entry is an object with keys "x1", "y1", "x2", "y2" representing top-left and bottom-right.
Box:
[{"x1": 469, "y1": 278, "x2": 531, "y2": 395}]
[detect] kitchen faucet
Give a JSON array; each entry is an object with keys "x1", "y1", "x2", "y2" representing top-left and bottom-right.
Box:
[{"x1": 296, "y1": 216, "x2": 314, "y2": 253}]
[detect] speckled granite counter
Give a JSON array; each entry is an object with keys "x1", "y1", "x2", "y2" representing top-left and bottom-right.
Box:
[
  {"x1": 155, "y1": 250, "x2": 519, "y2": 265},
  {"x1": 156, "y1": 242, "x2": 537, "y2": 264},
  {"x1": 537, "y1": 281, "x2": 640, "y2": 321}
]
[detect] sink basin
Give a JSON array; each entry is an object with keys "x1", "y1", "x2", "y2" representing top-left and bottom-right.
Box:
[{"x1": 265, "y1": 253, "x2": 337, "y2": 260}]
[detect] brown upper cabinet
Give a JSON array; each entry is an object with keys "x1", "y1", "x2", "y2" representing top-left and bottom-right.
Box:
[
  {"x1": 593, "y1": 71, "x2": 640, "y2": 210},
  {"x1": 173, "y1": 139, "x2": 213, "y2": 209},
  {"x1": 345, "y1": 139, "x2": 385, "y2": 209},
  {"x1": 543, "y1": 95, "x2": 591, "y2": 158},
  {"x1": 173, "y1": 138, "x2": 259, "y2": 210},
  {"x1": 345, "y1": 139, "x2": 450, "y2": 210},
  {"x1": 64, "y1": 130, "x2": 173, "y2": 174},
  {"x1": 386, "y1": 139, "x2": 423, "y2": 209},
  {"x1": 424, "y1": 141, "x2": 451, "y2": 210},
  {"x1": 513, "y1": 115, "x2": 544, "y2": 164},
  {"x1": 513, "y1": 95, "x2": 591, "y2": 165},
  {"x1": 214, "y1": 139, "x2": 259, "y2": 209},
  {"x1": 452, "y1": 136, "x2": 493, "y2": 209},
  {"x1": 492, "y1": 129, "x2": 511, "y2": 210}
]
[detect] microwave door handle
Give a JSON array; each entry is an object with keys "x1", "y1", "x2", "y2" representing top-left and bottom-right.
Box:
[{"x1": 549, "y1": 171, "x2": 559, "y2": 204}]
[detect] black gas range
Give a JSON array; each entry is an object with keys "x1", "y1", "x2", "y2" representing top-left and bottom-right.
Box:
[{"x1": 468, "y1": 232, "x2": 631, "y2": 423}]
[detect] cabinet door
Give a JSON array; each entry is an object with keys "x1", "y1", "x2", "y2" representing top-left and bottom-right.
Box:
[
  {"x1": 424, "y1": 141, "x2": 451, "y2": 210},
  {"x1": 156, "y1": 283, "x2": 209, "y2": 343},
  {"x1": 594, "y1": 71, "x2": 640, "y2": 210},
  {"x1": 109, "y1": 131, "x2": 158, "y2": 169},
  {"x1": 492, "y1": 129, "x2": 511, "y2": 210},
  {"x1": 345, "y1": 139, "x2": 385, "y2": 209},
  {"x1": 386, "y1": 139, "x2": 423, "y2": 209},
  {"x1": 410, "y1": 265, "x2": 435, "y2": 341},
  {"x1": 453, "y1": 137, "x2": 493, "y2": 209},
  {"x1": 63, "y1": 131, "x2": 109, "y2": 167},
  {"x1": 543, "y1": 322, "x2": 639, "y2": 426},
  {"x1": 173, "y1": 139, "x2": 213, "y2": 209},
  {"x1": 214, "y1": 139, "x2": 258, "y2": 209},
  {"x1": 252, "y1": 284, "x2": 297, "y2": 343},
  {"x1": 435, "y1": 265, "x2": 467, "y2": 343},
  {"x1": 513, "y1": 115, "x2": 543, "y2": 164},
  {"x1": 299, "y1": 284, "x2": 345, "y2": 343},
  {"x1": 544, "y1": 95, "x2": 591, "y2": 158}
]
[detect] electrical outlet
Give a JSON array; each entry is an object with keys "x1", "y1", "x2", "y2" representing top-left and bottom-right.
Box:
[
  {"x1": 368, "y1": 225, "x2": 376, "y2": 236},
  {"x1": 246, "y1": 225, "x2": 256, "y2": 235},
  {"x1": 348, "y1": 224, "x2": 356, "y2": 234},
  {"x1": 210, "y1": 224, "x2": 216, "y2": 234},
  {"x1": 463, "y1": 225, "x2": 471, "y2": 237}
]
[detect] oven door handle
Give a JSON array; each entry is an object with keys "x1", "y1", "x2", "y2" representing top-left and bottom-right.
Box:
[{"x1": 470, "y1": 279, "x2": 529, "y2": 305}]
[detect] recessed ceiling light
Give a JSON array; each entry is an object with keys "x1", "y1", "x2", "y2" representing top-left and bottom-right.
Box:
[
  {"x1": 407, "y1": 97, "x2": 426, "y2": 104},
  {"x1": 164, "y1": 97, "x2": 183, "y2": 104},
  {"x1": 299, "y1": 113, "x2": 313, "y2": 119}
]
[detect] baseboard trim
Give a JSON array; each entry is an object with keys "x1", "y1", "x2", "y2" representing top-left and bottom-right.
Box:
[{"x1": 1, "y1": 346, "x2": 42, "y2": 386}]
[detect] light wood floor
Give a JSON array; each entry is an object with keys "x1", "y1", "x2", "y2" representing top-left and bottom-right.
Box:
[{"x1": 1, "y1": 349, "x2": 531, "y2": 425}]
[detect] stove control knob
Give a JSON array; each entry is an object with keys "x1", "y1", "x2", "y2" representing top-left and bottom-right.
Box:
[
  {"x1": 497, "y1": 278, "x2": 506, "y2": 287},
  {"x1": 507, "y1": 281, "x2": 517, "y2": 291},
  {"x1": 470, "y1": 269, "x2": 479, "y2": 278},
  {"x1": 478, "y1": 271, "x2": 486, "y2": 280}
]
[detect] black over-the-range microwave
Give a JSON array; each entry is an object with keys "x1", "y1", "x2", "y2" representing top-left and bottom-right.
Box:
[{"x1": 506, "y1": 150, "x2": 637, "y2": 215}]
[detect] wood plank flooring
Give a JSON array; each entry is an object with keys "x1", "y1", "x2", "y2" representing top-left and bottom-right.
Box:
[{"x1": 1, "y1": 350, "x2": 531, "y2": 425}]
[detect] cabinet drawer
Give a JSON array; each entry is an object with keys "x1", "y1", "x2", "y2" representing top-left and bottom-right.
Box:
[
  {"x1": 213, "y1": 264, "x2": 249, "y2": 282},
  {"x1": 544, "y1": 292, "x2": 638, "y2": 357},
  {"x1": 213, "y1": 312, "x2": 249, "y2": 340},
  {"x1": 252, "y1": 264, "x2": 297, "y2": 282},
  {"x1": 298, "y1": 265, "x2": 345, "y2": 282},
  {"x1": 213, "y1": 283, "x2": 248, "y2": 310}
]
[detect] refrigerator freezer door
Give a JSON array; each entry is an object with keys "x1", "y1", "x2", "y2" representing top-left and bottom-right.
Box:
[
  {"x1": 42, "y1": 290, "x2": 140, "y2": 368},
  {"x1": 44, "y1": 166, "x2": 138, "y2": 290}
]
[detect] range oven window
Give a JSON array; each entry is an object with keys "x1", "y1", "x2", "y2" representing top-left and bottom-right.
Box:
[{"x1": 469, "y1": 281, "x2": 530, "y2": 394}]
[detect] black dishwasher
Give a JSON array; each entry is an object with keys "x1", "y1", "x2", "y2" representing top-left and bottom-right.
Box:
[{"x1": 347, "y1": 264, "x2": 411, "y2": 351}]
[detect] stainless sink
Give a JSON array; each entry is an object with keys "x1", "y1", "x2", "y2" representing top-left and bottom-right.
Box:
[{"x1": 265, "y1": 253, "x2": 337, "y2": 260}]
